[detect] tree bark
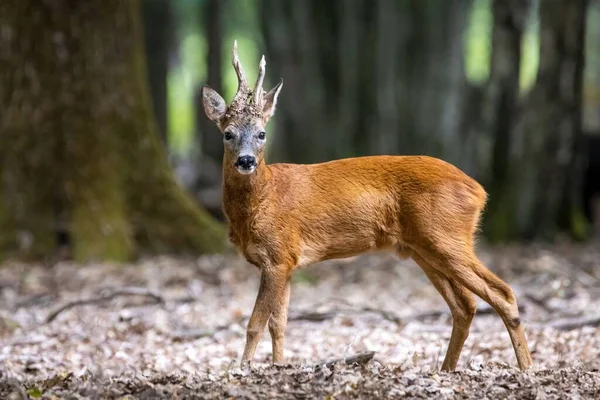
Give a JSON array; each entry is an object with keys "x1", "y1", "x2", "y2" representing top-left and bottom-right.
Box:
[
  {"x1": 193, "y1": 0, "x2": 226, "y2": 219},
  {"x1": 259, "y1": 0, "x2": 471, "y2": 166},
  {"x1": 197, "y1": 0, "x2": 225, "y2": 167},
  {"x1": 482, "y1": 0, "x2": 530, "y2": 241},
  {"x1": 512, "y1": 0, "x2": 588, "y2": 239},
  {"x1": 142, "y1": 0, "x2": 172, "y2": 143},
  {"x1": 0, "y1": 0, "x2": 226, "y2": 262},
  {"x1": 0, "y1": 160, "x2": 17, "y2": 258}
]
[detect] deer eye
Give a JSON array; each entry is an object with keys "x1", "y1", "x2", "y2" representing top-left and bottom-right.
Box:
[
  {"x1": 258, "y1": 131, "x2": 266, "y2": 140},
  {"x1": 224, "y1": 131, "x2": 234, "y2": 141}
]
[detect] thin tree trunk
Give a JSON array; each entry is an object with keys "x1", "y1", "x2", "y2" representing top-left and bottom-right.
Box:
[
  {"x1": 514, "y1": 0, "x2": 588, "y2": 238},
  {"x1": 197, "y1": 0, "x2": 225, "y2": 166},
  {"x1": 482, "y1": 0, "x2": 529, "y2": 241},
  {"x1": 142, "y1": 0, "x2": 172, "y2": 143},
  {"x1": 193, "y1": 0, "x2": 227, "y2": 219},
  {"x1": 0, "y1": 161, "x2": 16, "y2": 258},
  {"x1": 0, "y1": 0, "x2": 225, "y2": 262},
  {"x1": 260, "y1": 0, "x2": 471, "y2": 165},
  {"x1": 557, "y1": 0, "x2": 588, "y2": 237}
]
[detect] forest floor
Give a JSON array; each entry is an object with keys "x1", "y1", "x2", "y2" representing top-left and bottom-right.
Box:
[{"x1": 1, "y1": 241, "x2": 600, "y2": 399}]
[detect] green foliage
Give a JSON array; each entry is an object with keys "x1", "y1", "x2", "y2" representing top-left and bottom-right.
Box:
[
  {"x1": 168, "y1": 64, "x2": 198, "y2": 155},
  {"x1": 520, "y1": 14, "x2": 540, "y2": 93},
  {"x1": 465, "y1": 0, "x2": 492, "y2": 84},
  {"x1": 465, "y1": 0, "x2": 539, "y2": 92},
  {"x1": 168, "y1": 0, "x2": 260, "y2": 155},
  {"x1": 26, "y1": 387, "x2": 43, "y2": 398}
]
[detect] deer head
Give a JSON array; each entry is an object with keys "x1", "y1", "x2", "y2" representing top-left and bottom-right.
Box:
[{"x1": 201, "y1": 41, "x2": 283, "y2": 175}]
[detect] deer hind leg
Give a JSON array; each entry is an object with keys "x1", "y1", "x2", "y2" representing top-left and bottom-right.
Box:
[
  {"x1": 268, "y1": 278, "x2": 291, "y2": 363},
  {"x1": 416, "y1": 244, "x2": 533, "y2": 371},
  {"x1": 241, "y1": 267, "x2": 290, "y2": 366},
  {"x1": 411, "y1": 252, "x2": 477, "y2": 371}
]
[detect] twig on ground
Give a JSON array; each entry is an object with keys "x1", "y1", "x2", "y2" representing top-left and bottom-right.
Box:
[
  {"x1": 405, "y1": 304, "x2": 525, "y2": 322},
  {"x1": 289, "y1": 311, "x2": 338, "y2": 322},
  {"x1": 547, "y1": 315, "x2": 600, "y2": 331},
  {"x1": 4, "y1": 339, "x2": 45, "y2": 348},
  {"x1": 524, "y1": 293, "x2": 554, "y2": 312},
  {"x1": 45, "y1": 287, "x2": 164, "y2": 324},
  {"x1": 13, "y1": 292, "x2": 57, "y2": 310},
  {"x1": 288, "y1": 303, "x2": 524, "y2": 327},
  {"x1": 170, "y1": 325, "x2": 231, "y2": 342},
  {"x1": 289, "y1": 307, "x2": 403, "y2": 325},
  {"x1": 357, "y1": 306, "x2": 403, "y2": 324},
  {"x1": 317, "y1": 351, "x2": 376, "y2": 368},
  {"x1": 96, "y1": 286, "x2": 164, "y2": 303}
]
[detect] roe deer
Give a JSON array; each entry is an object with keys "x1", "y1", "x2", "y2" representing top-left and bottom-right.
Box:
[{"x1": 201, "y1": 41, "x2": 533, "y2": 371}]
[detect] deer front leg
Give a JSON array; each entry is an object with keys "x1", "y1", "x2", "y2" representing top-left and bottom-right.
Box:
[
  {"x1": 241, "y1": 267, "x2": 289, "y2": 366},
  {"x1": 269, "y1": 278, "x2": 291, "y2": 363}
]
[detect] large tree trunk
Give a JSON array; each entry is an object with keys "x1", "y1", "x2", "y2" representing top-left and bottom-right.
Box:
[
  {"x1": 0, "y1": 0, "x2": 226, "y2": 262},
  {"x1": 511, "y1": 0, "x2": 588, "y2": 239},
  {"x1": 142, "y1": 0, "x2": 172, "y2": 143},
  {"x1": 259, "y1": 0, "x2": 471, "y2": 167}
]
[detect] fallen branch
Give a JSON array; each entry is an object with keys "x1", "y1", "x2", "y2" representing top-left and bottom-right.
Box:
[
  {"x1": 45, "y1": 287, "x2": 164, "y2": 324},
  {"x1": 170, "y1": 325, "x2": 231, "y2": 342},
  {"x1": 289, "y1": 303, "x2": 525, "y2": 327},
  {"x1": 289, "y1": 306, "x2": 402, "y2": 325},
  {"x1": 289, "y1": 311, "x2": 338, "y2": 322},
  {"x1": 547, "y1": 315, "x2": 600, "y2": 331},
  {"x1": 357, "y1": 306, "x2": 403, "y2": 324},
  {"x1": 524, "y1": 293, "x2": 554, "y2": 312},
  {"x1": 14, "y1": 292, "x2": 57, "y2": 310},
  {"x1": 405, "y1": 304, "x2": 526, "y2": 322},
  {"x1": 316, "y1": 351, "x2": 376, "y2": 368}
]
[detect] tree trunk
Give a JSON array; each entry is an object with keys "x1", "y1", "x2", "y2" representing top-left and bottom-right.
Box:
[
  {"x1": 193, "y1": 0, "x2": 226, "y2": 219},
  {"x1": 512, "y1": 0, "x2": 588, "y2": 239},
  {"x1": 0, "y1": 0, "x2": 226, "y2": 262},
  {"x1": 482, "y1": 0, "x2": 530, "y2": 241},
  {"x1": 142, "y1": 0, "x2": 172, "y2": 143},
  {"x1": 259, "y1": 0, "x2": 471, "y2": 165},
  {"x1": 197, "y1": 0, "x2": 225, "y2": 167},
  {"x1": 0, "y1": 161, "x2": 16, "y2": 258}
]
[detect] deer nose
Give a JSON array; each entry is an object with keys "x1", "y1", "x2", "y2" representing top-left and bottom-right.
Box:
[{"x1": 235, "y1": 155, "x2": 257, "y2": 170}]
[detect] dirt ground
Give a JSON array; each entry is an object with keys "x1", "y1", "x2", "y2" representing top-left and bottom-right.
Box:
[{"x1": 1, "y1": 241, "x2": 600, "y2": 399}]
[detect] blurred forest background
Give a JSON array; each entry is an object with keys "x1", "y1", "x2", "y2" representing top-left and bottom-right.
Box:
[{"x1": 1, "y1": 0, "x2": 600, "y2": 263}]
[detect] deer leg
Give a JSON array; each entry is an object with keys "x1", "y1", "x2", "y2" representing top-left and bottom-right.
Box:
[
  {"x1": 268, "y1": 278, "x2": 291, "y2": 363},
  {"x1": 412, "y1": 252, "x2": 477, "y2": 371},
  {"x1": 241, "y1": 268, "x2": 289, "y2": 366},
  {"x1": 417, "y1": 245, "x2": 533, "y2": 370}
]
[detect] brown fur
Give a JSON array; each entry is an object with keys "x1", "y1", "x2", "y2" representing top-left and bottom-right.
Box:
[
  {"x1": 202, "y1": 44, "x2": 533, "y2": 371},
  {"x1": 222, "y1": 154, "x2": 532, "y2": 371}
]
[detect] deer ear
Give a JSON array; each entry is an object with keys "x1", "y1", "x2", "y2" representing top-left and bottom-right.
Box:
[
  {"x1": 201, "y1": 85, "x2": 227, "y2": 123},
  {"x1": 262, "y1": 79, "x2": 283, "y2": 122}
]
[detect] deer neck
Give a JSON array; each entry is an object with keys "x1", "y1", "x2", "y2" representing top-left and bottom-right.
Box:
[{"x1": 222, "y1": 159, "x2": 271, "y2": 223}]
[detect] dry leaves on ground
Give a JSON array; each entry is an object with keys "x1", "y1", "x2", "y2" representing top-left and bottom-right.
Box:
[{"x1": 1, "y1": 241, "x2": 599, "y2": 398}]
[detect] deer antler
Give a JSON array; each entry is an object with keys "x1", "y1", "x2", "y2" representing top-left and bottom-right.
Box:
[
  {"x1": 232, "y1": 40, "x2": 250, "y2": 104},
  {"x1": 252, "y1": 55, "x2": 266, "y2": 105}
]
